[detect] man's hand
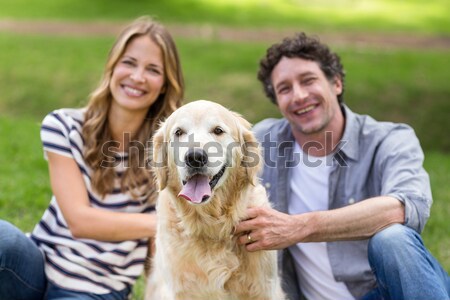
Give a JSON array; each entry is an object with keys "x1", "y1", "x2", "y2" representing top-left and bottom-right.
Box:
[
  {"x1": 235, "y1": 196, "x2": 406, "y2": 252},
  {"x1": 235, "y1": 206, "x2": 306, "y2": 252}
]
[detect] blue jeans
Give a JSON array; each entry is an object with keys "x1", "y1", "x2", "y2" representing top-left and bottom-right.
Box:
[
  {"x1": 0, "y1": 220, "x2": 131, "y2": 300},
  {"x1": 44, "y1": 281, "x2": 131, "y2": 299},
  {"x1": 361, "y1": 224, "x2": 450, "y2": 300}
]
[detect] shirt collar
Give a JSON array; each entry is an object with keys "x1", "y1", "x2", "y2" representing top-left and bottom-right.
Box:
[
  {"x1": 339, "y1": 104, "x2": 360, "y2": 161},
  {"x1": 277, "y1": 118, "x2": 294, "y2": 142}
]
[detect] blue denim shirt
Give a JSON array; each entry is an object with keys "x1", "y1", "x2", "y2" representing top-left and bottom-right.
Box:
[{"x1": 253, "y1": 105, "x2": 432, "y2": 299}]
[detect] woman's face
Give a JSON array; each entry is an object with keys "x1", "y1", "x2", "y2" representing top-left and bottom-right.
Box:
[{"x1": 110, "y1": 35, "x2": 166, "y2": 115}]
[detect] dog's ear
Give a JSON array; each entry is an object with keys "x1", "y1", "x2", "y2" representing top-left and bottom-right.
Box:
[
  {"x1": 242, "y1": 129, "x2": 262, "y2": 186},
  {"x1": 233, "y1": 112, "x2": 262, "y2": 186},
  {"x1": 152, "y1": 121, "x2": 168, "y2": 190}
]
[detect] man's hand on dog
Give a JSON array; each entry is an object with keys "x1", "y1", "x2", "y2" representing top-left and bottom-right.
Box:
[{"x1": 235, "y1": 207, "x2": 307, "y2": 252}]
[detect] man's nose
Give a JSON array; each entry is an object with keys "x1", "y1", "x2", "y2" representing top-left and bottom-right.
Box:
[{"x1": 292, "y1": 83, "x2": 308, "y2": 102}]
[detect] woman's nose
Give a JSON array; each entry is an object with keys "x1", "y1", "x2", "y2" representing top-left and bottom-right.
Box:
[{"x1": 130, "y1": 68, "x2": 146, "y2": 82}]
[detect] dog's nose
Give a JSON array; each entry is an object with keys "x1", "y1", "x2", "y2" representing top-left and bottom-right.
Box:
[{"x1": 185, "y1": 148, "x2": 208, "y2": 168}]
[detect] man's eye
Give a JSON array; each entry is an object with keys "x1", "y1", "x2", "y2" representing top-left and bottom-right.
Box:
[
  {"x1": 303, "y1": 78, "x2": 315, "y2": 85},
  {"x1": 213, "y1": 127, "x2": 224, "y2": 135},
  {"x1": 277, "y1": 87, "x2": 290, "y2": 94}
]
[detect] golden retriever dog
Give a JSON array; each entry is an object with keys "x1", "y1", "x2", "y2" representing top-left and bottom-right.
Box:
[{"x1": 145, "y1": 100, "x2": 285, "y2": 300}]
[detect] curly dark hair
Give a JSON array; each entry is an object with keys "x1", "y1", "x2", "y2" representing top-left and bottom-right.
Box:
[{"x1": 257, "y1": 32, "x2": 345, "y2": 104}]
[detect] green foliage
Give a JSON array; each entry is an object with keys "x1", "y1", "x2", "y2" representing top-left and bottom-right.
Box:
[{"x1": 0, "y1": 0, "x2": 449, "y2": 35}]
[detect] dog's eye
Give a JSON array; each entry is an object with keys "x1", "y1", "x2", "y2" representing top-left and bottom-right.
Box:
[
  {"x1": 213, "y1": 127, "x2": 224, "y2": 135},
  {"x1": 174, "y1": 128, "x2": 185, "y2": 137}
]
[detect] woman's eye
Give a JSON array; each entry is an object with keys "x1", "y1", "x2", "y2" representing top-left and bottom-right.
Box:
[
  {"x1": 147, "y1": 67, "x2": 161, "y2": 75},
  {"x1": 213, "y1": 127, "x2": 224, "y2": 135},
  {"x1": 122, "y1": 60, "x2": 134, "y2": 66},
  {"x1": 174, "y1": 128, "x2": 185, "y2": 137}
]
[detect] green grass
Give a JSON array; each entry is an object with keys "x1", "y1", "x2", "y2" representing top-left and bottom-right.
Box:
[
  {"x1": 0, "y1": 0, "x2": 449, "y2": 35},
  {"x1": 0, "y1": 34, "x2": 110, "y2": 117},
  {"x1": 0, "y1": 117, "x2": 50, "y2": 231},
  {"x1": 423, "y1": 151, "x2": 450, "y2": 268},
  {"x1": 341, "y1": 47, "x2": 450, "y2": 151},
  {"x1": 1, "y1": 33, "x2": 449, "y2": 151}
]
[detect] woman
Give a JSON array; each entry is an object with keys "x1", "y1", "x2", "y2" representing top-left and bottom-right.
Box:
[{"x1": 0, "y1": 16, "x2": 184, "y2": 299}]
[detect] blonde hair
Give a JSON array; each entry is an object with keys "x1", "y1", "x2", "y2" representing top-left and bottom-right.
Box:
[{"x1": 82, "y1": 16, "x2": 184, "y2": 199}]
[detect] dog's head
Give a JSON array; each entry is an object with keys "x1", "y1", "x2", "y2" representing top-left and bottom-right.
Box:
[{"x1": 152, "y1": 100, "x2": 261, "y2": 205}]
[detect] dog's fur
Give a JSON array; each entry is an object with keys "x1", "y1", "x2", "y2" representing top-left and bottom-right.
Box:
[{"x1": 145, "y1": 100, "x2": 284, "y2": 300}]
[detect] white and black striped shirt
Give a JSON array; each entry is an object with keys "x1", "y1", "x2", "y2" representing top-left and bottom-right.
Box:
[{"x1": 31, "y1": 108, "x2": 154, "y2": 294}]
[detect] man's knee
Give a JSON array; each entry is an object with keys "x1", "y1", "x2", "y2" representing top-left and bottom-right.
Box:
[
  {"x1": 369, "y1": 224, "x2": 419, "y2": 249},
  {"x1": 368, "y1": 224, "x2": 422, "y2": 266}
]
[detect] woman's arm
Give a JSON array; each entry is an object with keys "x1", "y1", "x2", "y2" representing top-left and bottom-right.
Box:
[{"x1": 47, "y1": 151, "x2": 156, "y2": 241}]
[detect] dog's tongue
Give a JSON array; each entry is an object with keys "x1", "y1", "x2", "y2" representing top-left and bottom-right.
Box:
[{"x1": 178, "y1": 174, "x2": 211, "y2": 203}]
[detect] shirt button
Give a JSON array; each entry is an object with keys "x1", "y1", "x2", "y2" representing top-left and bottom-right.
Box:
[
  {"x1": 265, "y1": 182, "x2": 271, "y2": 189},
  {"x1": 348, "y1": 197, "x2": 355, "y2": 204}
]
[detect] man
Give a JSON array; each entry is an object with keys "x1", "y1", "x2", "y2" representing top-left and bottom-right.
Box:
[{"x1": 235, "y1": 33, "x2": 450, "y2": 300}]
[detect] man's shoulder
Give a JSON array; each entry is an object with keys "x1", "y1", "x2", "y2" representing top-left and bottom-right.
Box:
[
  {"x1": 253, "y1": 118, "x2": 289, "y2": 140},
  {"x1": 345, "y1": 106, "x2": 421, "y2": 158},
  {"x1": 347, "y1": 106, "x2": 415, "y2": 141}
]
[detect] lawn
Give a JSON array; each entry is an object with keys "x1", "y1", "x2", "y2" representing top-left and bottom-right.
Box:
[
  {"x1": 0, "y1": 0, "x2": 449, "y2": 297},
  {"x1": 0, "y1": 33, "x2": 449, "y2": 150},
  {"x1": 0, "y1": 0, "x2": 449, "y2": 35}
]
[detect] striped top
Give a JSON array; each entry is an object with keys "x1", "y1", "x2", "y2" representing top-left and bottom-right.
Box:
[{"x1": 30, "y1": 108, "x2": 155, "y2": 294}]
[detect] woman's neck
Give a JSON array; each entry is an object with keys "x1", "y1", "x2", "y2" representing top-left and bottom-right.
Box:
[{"x1": 108, "y1": 107, "x2": 147, "y2": 151}]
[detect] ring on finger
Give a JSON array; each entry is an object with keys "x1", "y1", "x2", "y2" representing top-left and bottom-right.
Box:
[{"x1": 247, "y1": 233, "x2": 253, "y2": 243}]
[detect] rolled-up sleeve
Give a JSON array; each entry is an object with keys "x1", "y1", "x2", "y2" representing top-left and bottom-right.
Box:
[{"x1": 377, "y1": 125, "x2": 432, "y2": 233}]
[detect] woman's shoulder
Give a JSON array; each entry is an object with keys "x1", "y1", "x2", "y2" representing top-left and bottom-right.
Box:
[{"x1": 42, "y1": 107, "x2": 87, "y2": 129}]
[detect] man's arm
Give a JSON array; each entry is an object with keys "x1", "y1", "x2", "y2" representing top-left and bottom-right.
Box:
[
  {"x1": 235, "y1": 196, "x2": 404, "y2": 251},
  {"x1": 377, "y1": 128, "x2": 432, "y2": 234}
]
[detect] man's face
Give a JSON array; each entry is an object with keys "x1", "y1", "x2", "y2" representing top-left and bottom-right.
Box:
[{"x1": 271, "y1": 57, "x2": 343, "y2": 140}]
